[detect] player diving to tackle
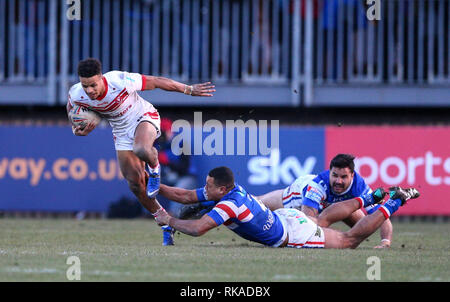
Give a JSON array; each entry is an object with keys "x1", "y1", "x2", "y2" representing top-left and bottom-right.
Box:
[
  {"x1": 154, "y1": 166, "x2": 420, "y2": 249},
  {"x1": 66, "y1": 58, "x2": 215, "y2": 218},
  {"x1": 257, "y1": 154, "x2": 393, "y2": 248}
]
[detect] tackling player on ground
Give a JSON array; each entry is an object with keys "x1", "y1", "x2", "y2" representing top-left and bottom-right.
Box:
[
  {"x1": 155, "y1": 166, "x2": 420, "y2": 249},
  {"x1": 66, "y1": 58, "x2": 215, "y2": 218}
]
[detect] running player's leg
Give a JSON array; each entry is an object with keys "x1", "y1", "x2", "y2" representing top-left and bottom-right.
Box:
[
  {"x1": 117, "y1": 150, "x2": 162, "y2": 214},
  {"x1": 133, "y1": 121, "x2": 160, "y2": 197},
  {"x1": 133, "y1": 121, "x2": 159, "y2": 168},
  {"x1": 257, "y1": 189, "x2": 284, "y2": 211}
]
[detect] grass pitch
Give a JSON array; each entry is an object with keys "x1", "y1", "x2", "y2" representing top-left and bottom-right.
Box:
[{"x1": 0, "y1": 218, "x2": 449, "y2": 282}]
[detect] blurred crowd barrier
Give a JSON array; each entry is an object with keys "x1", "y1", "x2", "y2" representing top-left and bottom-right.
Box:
[
  {"x1": 0, "y1": 0, "x2": 449, "y2": 106},
  {"x1": 1, "y1": 124, "x2": 449, "y2": 215}
]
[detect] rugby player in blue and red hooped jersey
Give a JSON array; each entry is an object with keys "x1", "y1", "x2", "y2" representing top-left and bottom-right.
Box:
[
  {"x1": 154, "y1": 166, "x2": 420, "y2": 249},
  {"x1": 257, "y1": 154, "x2": 394, "y2": 249}
]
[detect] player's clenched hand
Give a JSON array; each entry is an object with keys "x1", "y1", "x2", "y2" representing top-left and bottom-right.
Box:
[
  {"x1": 191, "y1": 82, "x2": 215, "y2": 97},
  {"x1": 72, "y1": 121, "x2": 96, "y2": 136}
]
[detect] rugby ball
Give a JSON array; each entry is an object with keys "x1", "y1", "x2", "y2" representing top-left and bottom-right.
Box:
[{"x1": 69, "y1": 105, "x2": 101, "y2": 129}]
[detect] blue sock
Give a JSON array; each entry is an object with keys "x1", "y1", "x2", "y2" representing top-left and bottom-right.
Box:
[
  {"x1": 360, "y1": 192, "x2": 375, "y2": 207},
  {"x1": 147, "y1": 163, "x2": 160, "y2": 175},
  {"x1": 379, "y1": 198, "x2": 402, "y2": 218},
  {"x1": 162, "y1": 225, "x2": 174, "y2": 246}
]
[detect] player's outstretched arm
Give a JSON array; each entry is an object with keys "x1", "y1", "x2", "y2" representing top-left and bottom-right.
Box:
[
  {"x1": 142, "y1": 75, "x2": 215, "y2": 97},
  {"x1": 159, "y1": 184, "x2": 200, "y2": 205},
  {"x1": 155, "y1": 210, "x2": 217, "y2": 237}
]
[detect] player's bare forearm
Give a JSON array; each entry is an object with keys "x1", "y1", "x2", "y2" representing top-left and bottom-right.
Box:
[
  {"x1": 159, "y1": 184, "x2": 198, "y2": 204},
  {"x1": 168, "y1": 215, "x2": 217, "y2": 237},
  {"x1": 142, "y1": 75, "x2": 215, "y2": 96},
  {"x1": 301, "y1": 205, "x2": 319, "y2": 218},
  {"x1": 374, "y1": 219, "x2": 393, "y2": 248},
  {"x1": 380, "y1": 219, "x2": 393, "y2": 242},
  {"x1": 155, "y1": 209, "x2": 217, "y2": 237},
  {"x1": 143, "y1": 76, "x2": 184, "y2": 92}
]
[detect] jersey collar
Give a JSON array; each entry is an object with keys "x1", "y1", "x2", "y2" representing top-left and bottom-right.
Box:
[{"x1": 221, "y1": 183, "x2": 241, "y2": 200}]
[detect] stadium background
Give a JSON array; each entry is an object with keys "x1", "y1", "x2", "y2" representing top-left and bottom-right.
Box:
[{"x1": 0, "y1": 0, "x2": 449, "y2": 218}]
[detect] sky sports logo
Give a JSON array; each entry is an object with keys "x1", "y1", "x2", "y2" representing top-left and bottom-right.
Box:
[
  {"x1": 246, "y1": 151, "x2": 450, "y2": 187},
  {"x1": 248, "y1": 149, "x2": 317, "y2": 186},
  {"x1": 355, "y1": 152, "x2": 450, "y2": 186}
]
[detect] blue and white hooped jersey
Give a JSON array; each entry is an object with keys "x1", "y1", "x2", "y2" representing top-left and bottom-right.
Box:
[
  {"x1": 204, "y1": 184, "x2": 286, "y2": 247},
  {"x1": 302, "y1": 170, "x2": 372, "y2": 212}
]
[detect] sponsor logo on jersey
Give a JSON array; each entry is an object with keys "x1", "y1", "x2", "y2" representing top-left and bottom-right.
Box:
[
  {"x1": 304, "y1": 185, "x2": 323, "y2": 203},
  {"x1": 88, "y1": 88, "x2": 129, "y2": 113}
]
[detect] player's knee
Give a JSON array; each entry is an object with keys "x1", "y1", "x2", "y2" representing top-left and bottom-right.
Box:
[
  {"x1": 133, "y1": 144, "x2": 157, "y2": 163},
  {"x1": 133, "y1": 144, "x2": 148, "y2": 160}
]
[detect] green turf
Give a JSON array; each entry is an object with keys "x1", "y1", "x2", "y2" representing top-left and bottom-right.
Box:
[{"x1": 0, "y1": 218, "x2": 449, "y2": 281}]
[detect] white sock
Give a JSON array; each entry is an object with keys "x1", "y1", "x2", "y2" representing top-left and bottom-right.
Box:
[{"x1": 148, "y1": 163, "x2": 160, "y2": 174}]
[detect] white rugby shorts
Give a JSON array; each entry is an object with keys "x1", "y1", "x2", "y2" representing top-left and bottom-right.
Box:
[
  {"x1": 113, "y1": 104, "x2": 161, "y2": 151},
  {"x1": 274, "y1": 208, "x2": 325, "y2": 249}
]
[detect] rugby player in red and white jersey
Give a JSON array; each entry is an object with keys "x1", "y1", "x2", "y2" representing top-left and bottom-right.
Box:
[{"x1": 66, "y1": 58, "x2": 215, "y2": 218}]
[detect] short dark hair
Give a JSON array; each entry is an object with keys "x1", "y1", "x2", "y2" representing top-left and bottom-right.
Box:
[
  {"x1": 208, "y1": 166, "x2": 235, "y2": 188},
  {"x1": 329, "y1": 153, "x2": 355, "y2": 173},
  {"x1": 77, "y1": 58, "x2": 102, "y2": 78}
]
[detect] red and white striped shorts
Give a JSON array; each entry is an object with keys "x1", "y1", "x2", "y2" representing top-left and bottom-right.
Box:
[{"x1": 275, "y1": 208, "x2": 325, "y2": 249}]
